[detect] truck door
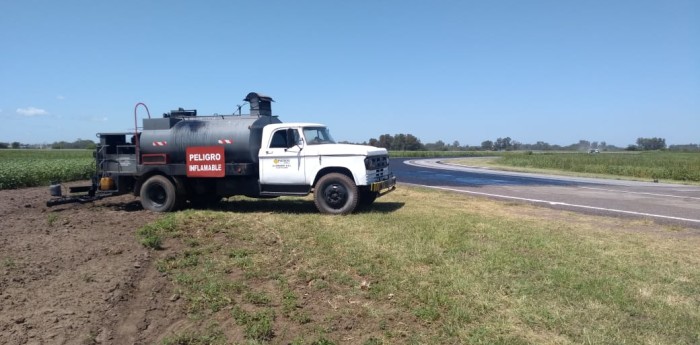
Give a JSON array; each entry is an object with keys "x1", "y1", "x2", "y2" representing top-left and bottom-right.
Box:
[{"x1": 259, "y1": 128, "x2": 306, "y2": 189}]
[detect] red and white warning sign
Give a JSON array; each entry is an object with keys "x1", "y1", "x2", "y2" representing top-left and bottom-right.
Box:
[{"x1": 186, "y1": 146, "x2": 225, "y2": 177}]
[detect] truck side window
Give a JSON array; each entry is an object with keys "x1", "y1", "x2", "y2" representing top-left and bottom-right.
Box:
[
  {"x1": 288, "y1": 128, "x2": 301, "y2": 146},
  {"x1": 270, "y1": 130, "x2": 288, "y2": 148}
]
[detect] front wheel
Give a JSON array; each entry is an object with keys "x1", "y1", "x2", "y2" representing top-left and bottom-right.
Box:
[
  {"x1": 140, "y1": 175, "x2": 178, "y2": 212},
  {"x1": 314, "y1": 173, "x2": 358, "y2": 215}
]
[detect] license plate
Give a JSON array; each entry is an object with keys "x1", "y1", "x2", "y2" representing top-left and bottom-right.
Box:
[{"x1": 370, "y1": 176, "x2": 396, "y2": 192}]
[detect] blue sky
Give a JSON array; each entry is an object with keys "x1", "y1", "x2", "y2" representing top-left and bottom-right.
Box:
[{"x1": 1, "y1": 0, "x2": 698, "y2": 147}]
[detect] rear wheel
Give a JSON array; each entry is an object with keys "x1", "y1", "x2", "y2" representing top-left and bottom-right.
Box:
[
  {"x1": 140, "y1": 175, "x2": 178, "y2": 212},
  {"x1": 314, "y1": 173, "x2": 358, "y2": 215}
]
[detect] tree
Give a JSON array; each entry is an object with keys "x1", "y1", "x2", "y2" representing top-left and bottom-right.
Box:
[
  {"x1": 425, "y1": 140, "x2": 446, "y2": 151},
  {"x1": 531, "y1": 141, "x2": 551, "y2": 151},
  {"x1": 11, "y1": 142, "x2": 20, "y2": 149},
  {"x1": 393, "y1": 134, "x2": 407, "y2": 150},
  {"x1": 481, "y1": 140, "x2": 494, "y2": 151},
  {"x1": 636, "y1": 137, "x2": 666, "y2": 151},
  {"x1": 494, "y1": 137, "x2": 513, "y2": 151},
  {"x1": 377, "y1": 134, "x2": 393, "y2": 149},
  {"x1": 403, "y1": 134, "x2": 423, "y2": 151},
  {"x1": 0, "y1": 142, "x2": 8, "y2": 149},
  {"x1": 369, "y1": 133, "x2": 423, "y2": 151}
]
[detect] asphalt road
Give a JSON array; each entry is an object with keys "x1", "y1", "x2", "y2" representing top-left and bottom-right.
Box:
[{"x1": 391, "y1": 158, "x2": 700, "y2": 228}]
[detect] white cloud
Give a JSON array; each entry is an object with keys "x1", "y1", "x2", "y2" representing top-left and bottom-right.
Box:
[
  {"x1": 90, "y1": 116, "x2": 108, "y2": 122},
  {"x1": 56, "y1": 95, "x2": 65, "y2": 100},
  {"x1": 17, "y1": 107, "x2": 49, "y2": 117}
]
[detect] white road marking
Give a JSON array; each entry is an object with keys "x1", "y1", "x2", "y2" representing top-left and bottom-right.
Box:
[
  {"x1": 578, "y1": 186, "x2": 700, "y2": 201},
  {"x1": 405, "y1": 183, "x2": 700, "y2": 224}
]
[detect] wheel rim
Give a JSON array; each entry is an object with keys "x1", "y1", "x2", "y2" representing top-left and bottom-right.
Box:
[
  {"x1": 147, "y1": 184, "x2": 167, "y2": 207},
  {"x1": 323, "y1": 183, "x2": 347, "y2": 208}
]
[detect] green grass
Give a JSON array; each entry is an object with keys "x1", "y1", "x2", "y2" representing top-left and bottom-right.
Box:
[
  {"x1": 139, "y1": 187, "x2": 700, "y2": 344},
  {"x1": 161, "y1": 323, "x2": 226, "y2": 345},
  {"x1": 47, "y1": 213, "x2": 59, "y2": 226},
  {"x1": 2, "y1": 257, "x2": 16, "y2": 269},
  {"x1": 492, "y1": 151, "x2": 700, "y2": 182},
  {"x1": 0, "y1": 149, "x2": 94, "y2": 189}
]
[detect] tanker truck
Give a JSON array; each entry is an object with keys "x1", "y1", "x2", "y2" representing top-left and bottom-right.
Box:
[{"x1": 47, "y1": 92, "x2": 396, "y2": 214}]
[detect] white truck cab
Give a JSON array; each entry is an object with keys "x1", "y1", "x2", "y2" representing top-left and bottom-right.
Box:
[{"x1": 259, "y1": 123, "x2": 395, "y2": 214}]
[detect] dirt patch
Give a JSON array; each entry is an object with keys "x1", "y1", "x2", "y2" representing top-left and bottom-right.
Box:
[
  {"x1": 0, "y1": 185, "x2": 417, "y2": 344},
  {"x1": 0, "y1": 183, "x2": 185, "y2": 345}
]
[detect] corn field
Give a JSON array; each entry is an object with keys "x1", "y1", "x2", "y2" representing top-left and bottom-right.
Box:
[
  {"x1": 498, "y1": 152, "x2": 700, "y2": 182},
  {"x1": 0, "y1": 150, "x2": 94, "y2": 190}
]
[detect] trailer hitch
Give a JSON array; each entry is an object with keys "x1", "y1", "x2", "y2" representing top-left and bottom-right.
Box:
[
  {"x1": 46, "y1": 194, "x2": 109, "y2": 207},
  {"x1": 46, "y1": 182, "x2": 114, "y2": 207}
]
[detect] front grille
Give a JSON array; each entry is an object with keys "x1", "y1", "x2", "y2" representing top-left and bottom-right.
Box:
[
  {"x1": 367, "y1": 167, "x2": 390, "y2": 183},
  {"x1": 365, "y1": 155, "x2": 389, "y2": 170}
]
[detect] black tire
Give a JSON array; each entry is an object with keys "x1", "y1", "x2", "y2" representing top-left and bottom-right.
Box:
[
  {"x1": 314, "y1": 173, "x2": 359, "y2": 215},
  {"x1": 358, "y1": 189, "x2": 378, "y2": 207},
  {"x1": 140, "y1": 175, "x2": 178, "y2": 212}
]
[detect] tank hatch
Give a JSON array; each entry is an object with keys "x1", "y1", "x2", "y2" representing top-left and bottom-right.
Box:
[{"x1": 165, "y1": 107, "x2": 197, "y2": 118}]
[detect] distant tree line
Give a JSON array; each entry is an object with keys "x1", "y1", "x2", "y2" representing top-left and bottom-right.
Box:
[
  {"x1": 478, "y1": 138, "x2": 618, "y2": 152},
  {"x1": 3, "y1": 135, "x2": 697, "y2": 152},
  {"x1": 49, "y1": 139, "x2": 96, "y2": 149},
  {"x1": 668, "y1": 144, "x2": 700, "y2": 152},
  {"x1": 0, "y1": 142, "x2": 20, "y2": 149},
  {"x1": 0, "y1": 139, "x2": 96, "y2": 150},
  {"x1": 363, "y1": 134, "x2": 698, "y2": 152},
  {"x1": 367, "y1": 134, "x2": 424, "y2": 151}
]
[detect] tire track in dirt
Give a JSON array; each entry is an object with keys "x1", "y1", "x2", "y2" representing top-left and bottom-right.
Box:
[{"x1": 0, "y1": 184, "x2": 185, "y2": 344}]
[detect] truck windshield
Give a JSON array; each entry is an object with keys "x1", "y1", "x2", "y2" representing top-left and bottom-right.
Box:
[{"x1": 303, "y1": 127, "x2": 335, "y2": 145}]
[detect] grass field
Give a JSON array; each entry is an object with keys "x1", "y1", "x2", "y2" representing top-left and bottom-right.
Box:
[
  {"x1": 0, "y1": 149, "x2": 94, "y2": 189},
  {"x1": 501, "y1": 152, "x2": 700, "y2": 181},
  {"x1": 139, "y1": 186, "x2": 700, "y2": 344},
  {"x1": 454, "y1": 152, "x2": 700, "y2": 183}
]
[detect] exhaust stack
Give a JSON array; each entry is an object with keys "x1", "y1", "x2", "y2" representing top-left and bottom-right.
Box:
[{"x1": 245, "y1": 92, "x2": 274, "y2": 117}]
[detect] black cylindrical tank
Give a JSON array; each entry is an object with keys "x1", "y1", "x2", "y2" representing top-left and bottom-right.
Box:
[{"x1": 139, "y1": 115, "x2": 281, "y2": 164}]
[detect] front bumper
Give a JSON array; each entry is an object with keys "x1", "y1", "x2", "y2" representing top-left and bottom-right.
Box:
[{"x1": 370, "y1": 175, "x2": 397, "y2": 195}]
